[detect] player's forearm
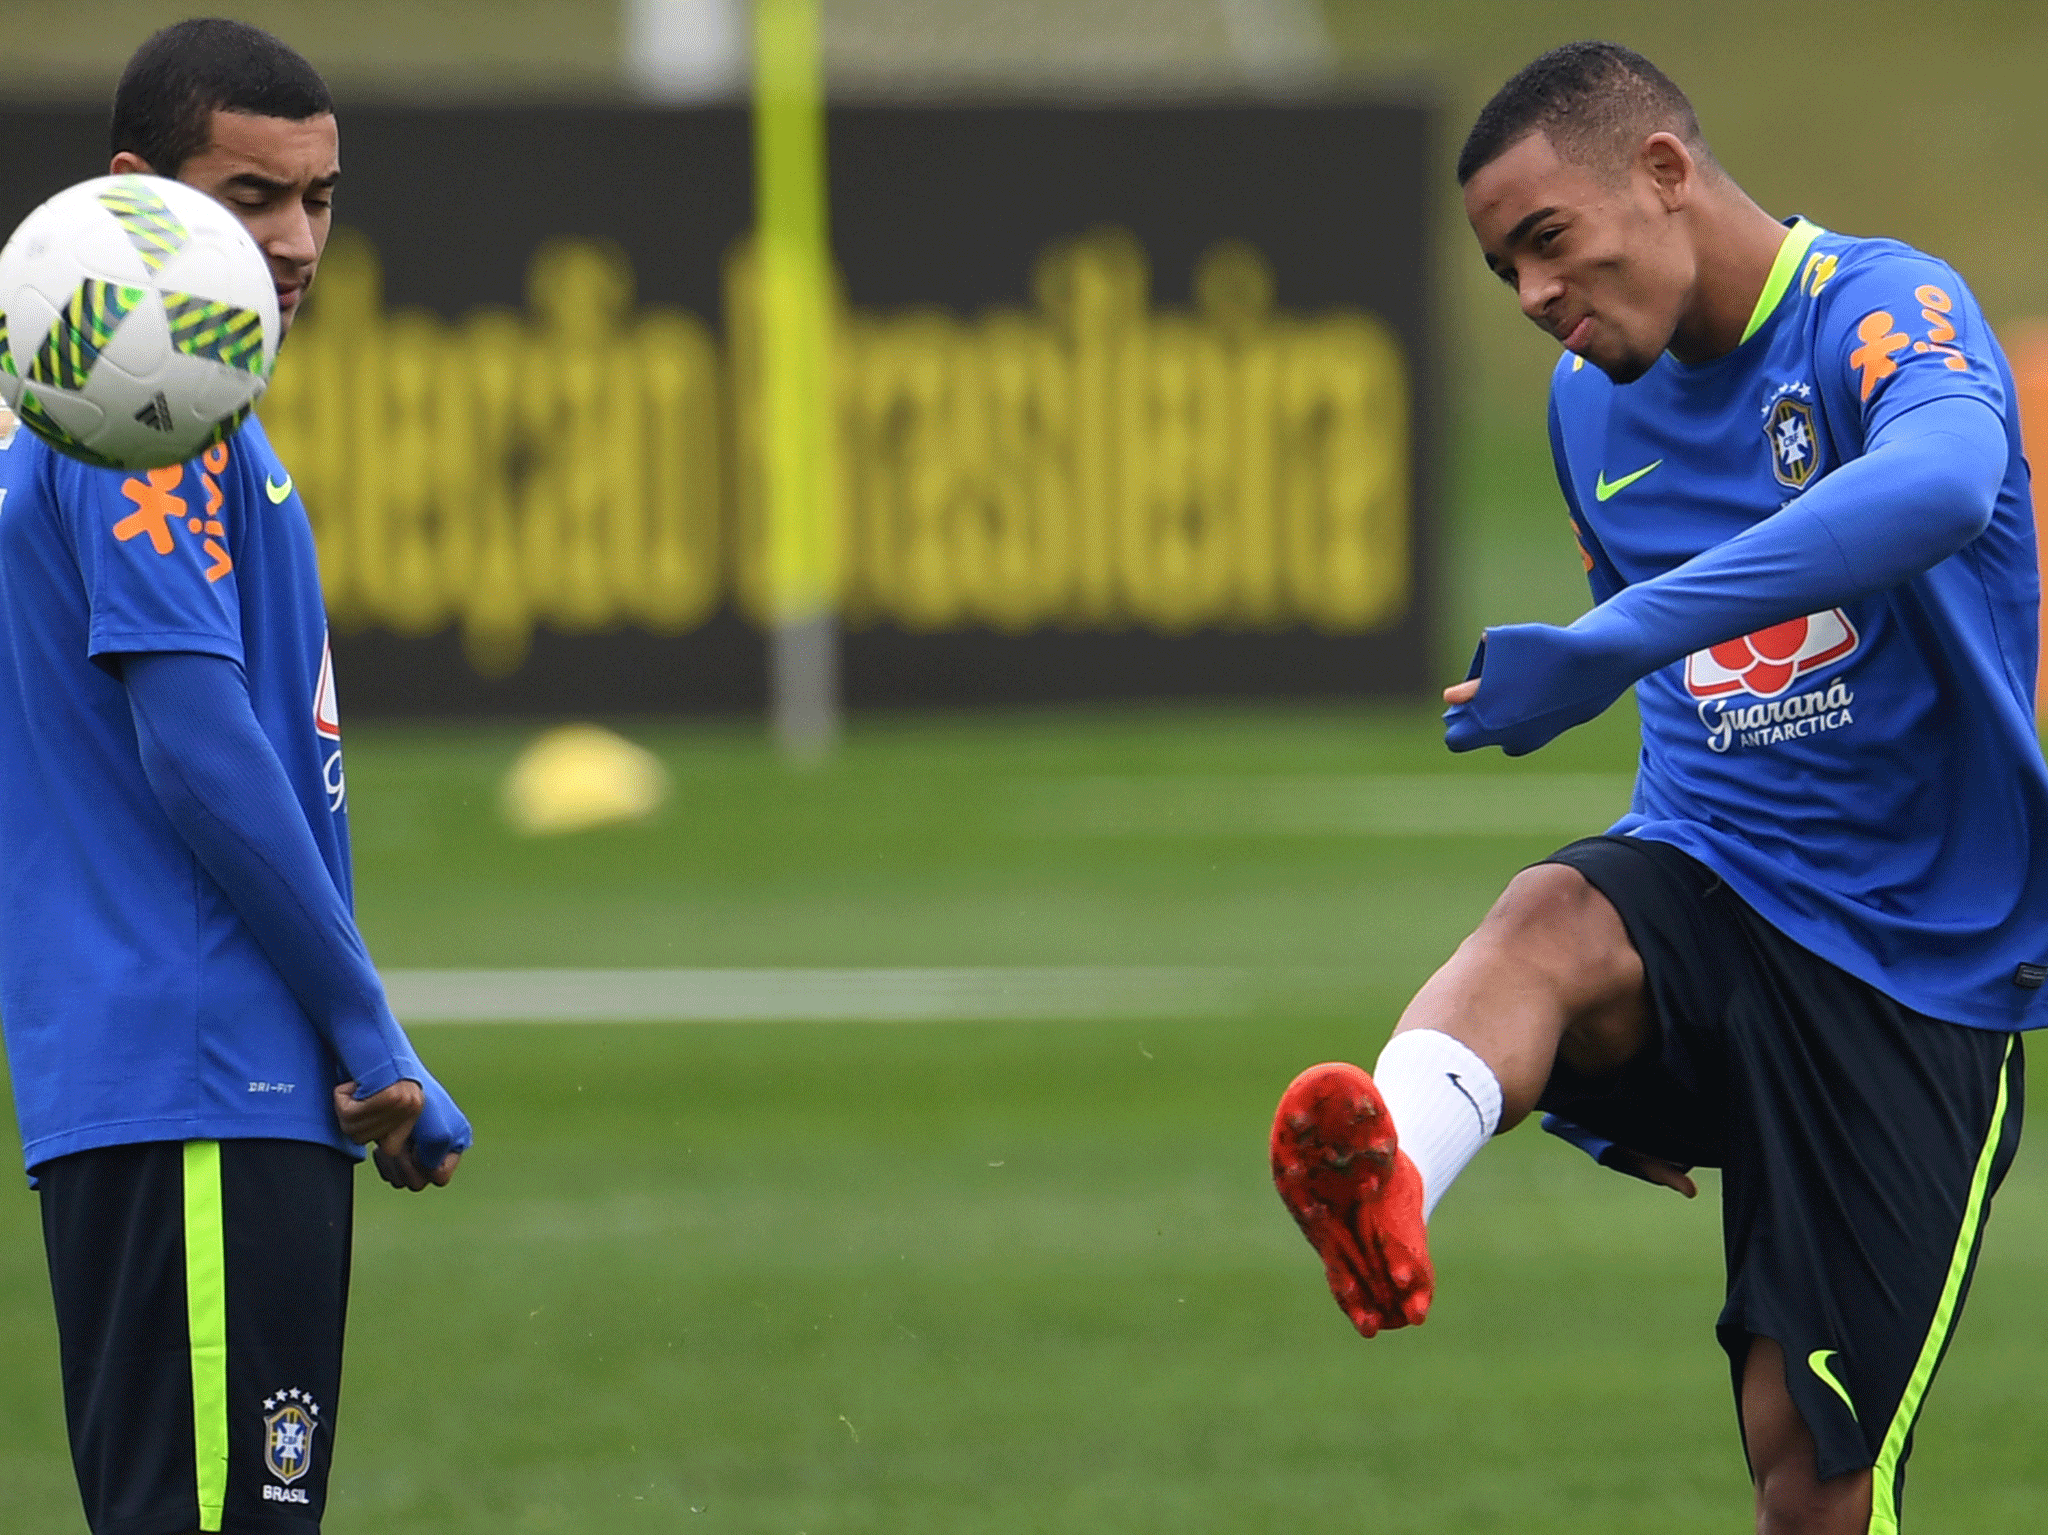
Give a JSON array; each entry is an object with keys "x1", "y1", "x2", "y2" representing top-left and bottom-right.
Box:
[
  {"x1": 1449, "y1": 395, "x2": 2004, "y2": 755},
  {"x1": 1586, "y1": 394, "x2": 2004, "y2": 675},
  {"x1": 124, "y1": 650, "x2": 423, "y2": 1095}
]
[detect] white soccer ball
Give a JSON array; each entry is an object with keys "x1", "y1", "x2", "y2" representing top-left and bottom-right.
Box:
[{"x1": 0, "y1": 174, "x2": 279, "y2": 470}]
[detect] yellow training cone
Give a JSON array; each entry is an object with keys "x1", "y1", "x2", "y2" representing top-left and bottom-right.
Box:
[{"x1": 500, "y1": 724, "x2": 668, "y2": 836}]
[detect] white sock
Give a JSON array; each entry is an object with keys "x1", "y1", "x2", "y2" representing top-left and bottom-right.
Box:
[{"x1": 1372, "y1": 1029, "x2": 1503, "y2": 1221}]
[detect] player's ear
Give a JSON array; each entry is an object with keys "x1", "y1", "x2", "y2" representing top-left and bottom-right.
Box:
[
  {"x1": 108, "y1": 151, "x2": 155, "y2": 177},
  {"x1": 1637, "y1": 132, "x2": 1694, "y2": 211}
]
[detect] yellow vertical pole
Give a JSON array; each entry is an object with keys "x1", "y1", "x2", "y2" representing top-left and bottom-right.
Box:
[{"x1": 753, "y1": 0, "x2": 839, "y2": 757}]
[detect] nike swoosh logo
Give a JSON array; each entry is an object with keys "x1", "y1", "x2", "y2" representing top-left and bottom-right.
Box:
[
  {"x1": 1594, "y1": 460, "x2": 1662, "y2": 501},
  {"x1": 1807, "y1": 1349, "x2": 1858, "y2": 1420},
  {"x1": 1444, "y1": 1071, "x2": 1487, "y2": 1134},
  {"x1": 265, "y1": 473, "x2": 294, "y2": 504}
]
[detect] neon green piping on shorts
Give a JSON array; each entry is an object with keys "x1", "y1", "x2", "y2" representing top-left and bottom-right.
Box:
[
  {"x1": 182, "y1": 1141, "x2": 229, "y2": 1533},
  {"x1": 1866, "y1": 1035, "x2": 2015, "y2": 1535},
  {"x1": 1739, "y1": 218, "x2": 1825, "y2": 345}
]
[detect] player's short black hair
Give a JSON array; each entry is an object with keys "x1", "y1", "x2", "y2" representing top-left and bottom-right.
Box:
[
  {"x1": 111, "y1": 18, "x2": 333, "y2": 177},
  {"x1": 1457, "y1": 41, "x2": 1708, "y2": 186}
]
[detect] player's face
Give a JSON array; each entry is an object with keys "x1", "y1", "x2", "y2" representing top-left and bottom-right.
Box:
[
  {"x1": 1463, "y1": 130, "x2": 1697, "y2": 384},
  {"x1": 111, "y1": 110, "x2": 340, "y2": 334}
]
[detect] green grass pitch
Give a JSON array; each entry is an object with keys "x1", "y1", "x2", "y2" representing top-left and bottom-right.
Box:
[{"x1": 0, "y1": 705, "x2": 2044, "y2": 1532}]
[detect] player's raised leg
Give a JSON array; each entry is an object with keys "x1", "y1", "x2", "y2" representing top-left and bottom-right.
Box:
[{"x1": 1272, "y1": 861, "x2": 1651, "y2": 1334}]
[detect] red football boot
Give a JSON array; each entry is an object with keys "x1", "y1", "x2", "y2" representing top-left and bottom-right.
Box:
[{"x1": 1270, "y1": 1061, "x2": 1434, "y2": 1337}]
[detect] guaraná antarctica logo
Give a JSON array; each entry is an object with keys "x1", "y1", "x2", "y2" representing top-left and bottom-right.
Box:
[{"x1": 1685, "y1": 609, "x2": 1859, "y2": 753}]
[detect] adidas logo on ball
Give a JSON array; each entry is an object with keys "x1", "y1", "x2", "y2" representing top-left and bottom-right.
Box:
[{"x1": 132, "y1": 392, "x2": 173, "y2": 433}]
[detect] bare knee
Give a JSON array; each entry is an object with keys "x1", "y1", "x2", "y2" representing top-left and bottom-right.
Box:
[
  {"x1": 1393, "y1": 863, "x2": 1649, "y2": 1128},
  {"x1": 1754, "y1": 1474, "x2": 1873, "y2": 1535},
  {"x1": 1476, "y1": 862, "x2": 1624, "y2": 958},
  {"x1": 1468, "y1": 864, "x2": 1646, "y2": 1072}
]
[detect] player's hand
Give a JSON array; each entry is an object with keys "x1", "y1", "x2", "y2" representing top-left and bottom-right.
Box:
[
  {"x1": 372, "y1": 1138, "x2": 461, "y2": 1193},
  {"x1": 397, "y1": 1068, "x2": 472, "y2": 1190},
  {"x1": 333, "y1": 1078, "x2": 422, "y2": 1146},
  {"x1": 332, "y1": 1078, "x2": 461, "y2": 1192},
  {"x1": 1441, "y1": 622, "x2": 1635, "y2": 756},
  {"x1": 1599, "y1": 1143, "x2": 1699, "y2": 1198}
]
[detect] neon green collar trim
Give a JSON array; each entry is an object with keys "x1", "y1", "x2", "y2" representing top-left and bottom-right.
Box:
[{"x1": 1739, "y1": 218, "x2": 1825, "y2": 345}]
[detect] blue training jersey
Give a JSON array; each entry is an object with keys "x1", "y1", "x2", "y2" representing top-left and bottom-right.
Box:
[
  {"x1": 0, "y1": 411, "x2": 359, "y2": 1167},
  {"x1": 1550, "y1": 218, "x2": 2048, "y2": 1032}
]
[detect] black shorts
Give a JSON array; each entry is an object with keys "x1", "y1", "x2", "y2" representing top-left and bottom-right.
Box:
[
  {"x1": 38, "y1": 1138, "x2": 354, "y2": 1535},
  {"x1": 1536, "y1": 836, "x2": 2023, "y2": 1507}
]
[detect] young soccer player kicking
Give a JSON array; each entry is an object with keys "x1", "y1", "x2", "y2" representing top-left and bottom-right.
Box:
[
  {"x1": 1273, "y1": 42, "x2": 2045, "y2": 1535},
  {"x1": 0, "y1": 21, "x2": 469, "y2": 1535}
]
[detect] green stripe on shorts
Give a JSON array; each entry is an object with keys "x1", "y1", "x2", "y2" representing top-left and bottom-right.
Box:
[
  {"x1": 1867, "y1": 1035, "x2": 2015, "y2": 1535},
  {"x1": 182, "y1": 1141, "x2": 228, "y2": 1533}
]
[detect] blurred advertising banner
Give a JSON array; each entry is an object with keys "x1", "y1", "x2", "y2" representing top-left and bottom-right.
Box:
[{"x1": 0, "y1": 103, "x2": 1435, "y2": 713}]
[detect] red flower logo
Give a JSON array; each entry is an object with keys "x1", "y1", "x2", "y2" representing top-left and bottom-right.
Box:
[{"x1": 1685, "y1": 609, "x2": 1859, "y2": 699}]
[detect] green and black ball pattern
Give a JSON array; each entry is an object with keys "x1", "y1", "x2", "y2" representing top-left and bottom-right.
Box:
[
  {"x1": 27, "y1": 279, "x2": 145, "y2": 392},
  {"x1": 162, "y1": 292, "x2": 267, "y2": 374},
  {"x1": 96, "y1": 181, "x2": 190, "y2": 274}
]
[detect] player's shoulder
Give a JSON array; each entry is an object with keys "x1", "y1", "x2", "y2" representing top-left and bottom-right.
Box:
[
  {"x1": 1809, "y1": 226, "x2": 1958, "y2": 281},
  {"x1": 0, "y1": 401, "x2": 34, "y2": 475},
  {"x1": 1547, "y1": 347, "x2": 1611, "y2": 439},
  {"x1": 232, "y1": 411, "x2": 279, "y2": 460},
  {"x1": 222, "y1": 413, "x2": 288, "y2": 483},
  {"x1": 221, "y1": 414, "x2": 301, "y2": 516},
  {"x1": 172, "y1": 414, "x2": 284, "y2": 503},
  {"x1": 1549, "y1": 347, "x2": 1608, "y2": 398},
  {"x1": 3, "y1": 415, "x2": 276, "y2": 517},
  {"x1": 1795, "y1": 227, "x2": 1976, "y2": 331},
  {"x1": 0, "y1": 409, "x2": 70, "y2": 504}
]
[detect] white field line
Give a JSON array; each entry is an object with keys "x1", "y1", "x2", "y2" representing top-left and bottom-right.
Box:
[
  {"x1": 1013, "y1": 774, "x2": 1635, "y2": 839},
  {"x1": 384, "y1": 966, "x2": 1299, "y2": 1023}
]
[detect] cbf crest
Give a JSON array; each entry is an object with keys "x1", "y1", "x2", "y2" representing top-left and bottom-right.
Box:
[
  {"x1": 1767, "y1": 395, "x2": 1820, "y2": 489},
  {"x1": 262, "y1": 1388, "x2": 321, "y2": 1486}
]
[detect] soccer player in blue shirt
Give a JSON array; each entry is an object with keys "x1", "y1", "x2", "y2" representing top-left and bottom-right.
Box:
[
  {"x1": 0, "y1": 21, "x2": 470, "y2": 1534},
  {"x1": 1270, "y1": 43, "x2": 2044, "y2": 1534}
]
